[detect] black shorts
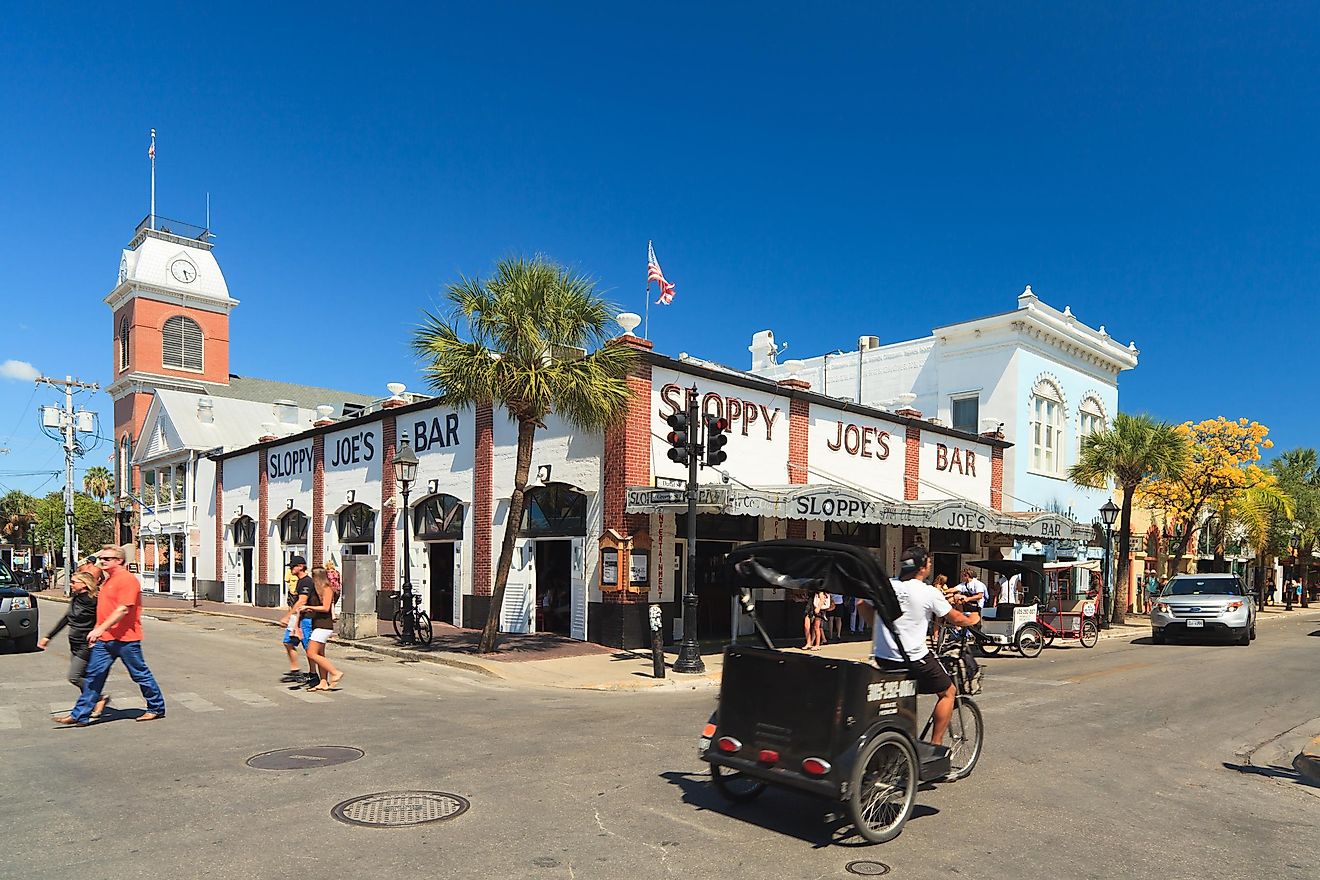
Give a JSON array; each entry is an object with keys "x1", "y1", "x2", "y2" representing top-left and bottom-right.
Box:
[{"x1": 873, "y1": 653, "x2": 953, "y2": 695}]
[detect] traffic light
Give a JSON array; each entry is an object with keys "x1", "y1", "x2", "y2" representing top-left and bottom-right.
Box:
[
  {"x1": 705, "y1": 415, "x2": 729, "y2": 466},
  {"x1": 666, "y1": 412, "x2": 690, "y2": 464}
]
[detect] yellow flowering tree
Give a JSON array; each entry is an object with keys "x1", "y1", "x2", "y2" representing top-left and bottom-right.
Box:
[{"x1": 1139, "y1": 418, "x2": 1275, "y2": 577}]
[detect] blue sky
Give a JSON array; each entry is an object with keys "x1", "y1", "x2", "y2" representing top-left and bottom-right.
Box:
[{"x1": 2, "y1": 2, "x2": 1317, "y2": 496}]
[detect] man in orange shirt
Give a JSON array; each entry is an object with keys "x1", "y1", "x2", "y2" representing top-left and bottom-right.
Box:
[{"x1": 55, "y1": 544, "x2": 166, "y2": 726}]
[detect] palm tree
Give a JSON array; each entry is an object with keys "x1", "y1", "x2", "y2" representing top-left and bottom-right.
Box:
[
  {"x1": 413, "y1": 256, "x2": 637, "y2": 653},
  {"x1": 83, "y1": 466, "x2": 113, "y2": 502},
  {"x1": 1070, "y1": 413, "x2": 1189, "y2": 625}
]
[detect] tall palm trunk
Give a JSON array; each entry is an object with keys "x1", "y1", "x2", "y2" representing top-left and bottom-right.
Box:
[
  {"x1": 479, "y1": 418, "x2": 537, "y2": 654},
  {"x1": 1113, "y1": 487, "x2": 1135, "y2": 625}
]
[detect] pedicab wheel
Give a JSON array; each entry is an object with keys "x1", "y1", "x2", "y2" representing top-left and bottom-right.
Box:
[
  {"x1": 848, "y1": 731, "x2": 918, "y2": 844},
  {"x1": 711, "y1": 763, "x2": 767, "y2": 803},
  {"x1": 942, "y1": 696, "x2": 984, "y2": 781},
  {"x1": 979, "y1": 641, "x2": 1002, "y2": 656},
  {"x1": 1041, "y1": 627, "x2": 1055, "y2": 648},
  {"x1": 1016, "y1": 623, "x2": 1045, "y2": 658},
  {"x1": 1079, "y1": 619, "x2": 1099, "y2": 648},
  {"x1": 416, "y1": 612, "x2": 433, "y2": 646}
]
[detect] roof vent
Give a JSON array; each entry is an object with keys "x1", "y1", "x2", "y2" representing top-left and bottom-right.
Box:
[
  {"x1": 196, "y1": 397, "x2": 215, "y2": 424},
  {"x1": 858, "y1": 335, "x2": 880, "y2": 352},
  {"x1": 273, "y1": 399, "x2": 299, "y2": 426}
]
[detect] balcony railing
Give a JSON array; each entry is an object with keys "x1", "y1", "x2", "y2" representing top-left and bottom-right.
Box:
[{"x1": 134, "y1": 214, "x2": 212, "y2": 244}]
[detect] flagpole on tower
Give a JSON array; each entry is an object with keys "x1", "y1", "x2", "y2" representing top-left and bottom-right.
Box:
[{"x1": 149, "y1": 129, "x2": 157, "y2": 231}]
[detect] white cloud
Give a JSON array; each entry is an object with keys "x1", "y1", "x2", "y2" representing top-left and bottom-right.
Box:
[{"x1": 0, "y1": 359, "x2": 40, "y2": 381}]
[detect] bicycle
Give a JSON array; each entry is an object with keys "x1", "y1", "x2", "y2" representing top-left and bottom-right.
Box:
[
  {"x1": 918, "y1": 626, "x2": 984, "y2": 781},
  {"x1": 392, "y1": 590, "x2": 433, "y2": 646}
]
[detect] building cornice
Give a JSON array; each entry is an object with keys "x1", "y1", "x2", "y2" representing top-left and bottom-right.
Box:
[{"x1": 105, "y1": 280, "x2": 239, "y2": 315}]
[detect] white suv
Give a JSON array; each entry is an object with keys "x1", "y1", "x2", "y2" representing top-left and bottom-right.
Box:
[{"x1": 1150, "y1": 573, "x2": 1255, "y2": 646}]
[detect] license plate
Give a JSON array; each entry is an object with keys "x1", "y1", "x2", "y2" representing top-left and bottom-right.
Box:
[
  {"x1": 698, "y1": 737, "x2": 711, "y2": 754},
  {"x1": 1186, "y1": 619, "x2": 1203, "y2": 628}
]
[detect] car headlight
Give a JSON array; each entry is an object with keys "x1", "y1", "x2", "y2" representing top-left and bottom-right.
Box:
[
  {"x1": 1156, "y1": 603, "x2": 1172, "y2": 614},
  {"x1": 1223, "y1": 601, "x2": 1243, "y2": 613}
]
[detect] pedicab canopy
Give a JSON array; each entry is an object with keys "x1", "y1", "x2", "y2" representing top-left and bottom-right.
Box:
[
  {"x1": 724, "y1": 540, "x2": 903, "y2": 631},
  {"x1": 965, "y1": 558, "x2": 1046, "y2": 604}
]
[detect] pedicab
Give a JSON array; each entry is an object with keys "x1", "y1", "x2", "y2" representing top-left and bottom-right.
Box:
[
  {"x1": 965, "y1": 559, "x2": 1047, "y2": 658},
  {"x1": 696, "y1": 540, "x2": 983, "y2": 844},
  {"x1": 1036, "y1": 560, "x2": 1100, "y2": 648}
]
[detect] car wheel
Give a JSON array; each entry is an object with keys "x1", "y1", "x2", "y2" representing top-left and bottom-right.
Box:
[
  {"x1": 1249, "y1": 624, "x2": 1257, "y2": 641},
  {"x1": 1151, "y1": 629, "x2": 1165, "y2": 645},
  {"x1": 1236, "y1": 627, "x2": 1250, "y2": 646}
]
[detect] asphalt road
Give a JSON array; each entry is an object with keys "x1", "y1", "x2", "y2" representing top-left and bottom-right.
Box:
[{"x1": 6, "y1": 599, "x2": 1320, "y2": 880}]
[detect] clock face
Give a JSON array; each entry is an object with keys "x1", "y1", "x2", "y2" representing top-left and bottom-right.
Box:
[{"x1": 170, "y1": 259, "x2": 197, "y2": 283}]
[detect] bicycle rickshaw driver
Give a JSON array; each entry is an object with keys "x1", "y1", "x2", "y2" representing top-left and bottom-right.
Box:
[{"x1": 857, "y1": 546, "x2": 982, "y2": 747}]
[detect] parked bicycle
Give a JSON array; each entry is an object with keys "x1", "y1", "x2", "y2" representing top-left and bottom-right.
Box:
[{"x1": 393, "y1": 590, "x2": 433, "y2": 645}]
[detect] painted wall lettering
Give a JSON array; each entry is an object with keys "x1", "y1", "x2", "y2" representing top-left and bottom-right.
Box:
[
  {"x1": 825, "y1": 421, "x2": 892, "y2": 459},
  {"x1": 329, "y1": 430, "x2": 377, "y2": 468},
  {"x1": 267, "y1": 447, "x2": 313, "y2": 479},
  {"x1": 658, "y1": 383, "x2": 781, "y2": 441},
  {"x1": 935, "y1": 443, "x2": 977, "y2": 477},
  {"x1": 412, "y1": 413, "x2": 461, "y2": 452}
]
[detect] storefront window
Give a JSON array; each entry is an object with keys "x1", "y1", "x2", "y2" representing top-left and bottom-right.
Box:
[
  {"x1": 174, "y1": 464, "x2": 186, "y2": 506},
  {"x1": 674, "y1": 514, "x2": 759, "y2": 543},
  {"x1": 143, "y1": 470, "x2": 156, "y2": 508},
  {"x1": 173, "y1": 533, "x2": 185, "y2": 574},
  {"x1": 338, "y1": 504, "x2": 377, "y2": 544},
  {"x1": 233, "y1": 516, "x2": 256, "y2": 547},
  {"x1": 825, "y1": 521, "x2": 884, "y2": 547},
  {"x1": 141, "y1": 536, "x2": 157, "y2": 573},
  {"x1": 414, "y1": 494, "x2": 464, "y2": 540},
  {"x1": 157, "y1": 468, "x2": 173, "y2": 506},
  {"x1": 279, "y1": 510, "x2": 309, "y2": 545},
  {"x1": 520, "y1": 485, "x2": 587, "y2": 537}
]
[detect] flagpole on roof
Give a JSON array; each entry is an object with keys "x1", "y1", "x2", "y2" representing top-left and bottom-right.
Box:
[
  {"x1": 644, "y1": 240, "x2": 652, "y2": 340},
  {"x1": 149, "y1": 129, "x2": 156, "y2": 231}
]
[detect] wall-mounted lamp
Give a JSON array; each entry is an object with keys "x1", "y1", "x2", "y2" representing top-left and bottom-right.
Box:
[
  {"x1": 346, "y1": 490, "x2": 355, "y2": 504},
  {"x1": 427, "y1": 479, "x2": 439, "y2": 495},
  {"x1": 286, "y1": 498, "x2": 294, "y2": 510},
  {"x1": 536, "y1": 465, "x2": 553, "y2": 485},
  {"x1": 236, "y1": 505, "x2": 244, "y2": 517}
]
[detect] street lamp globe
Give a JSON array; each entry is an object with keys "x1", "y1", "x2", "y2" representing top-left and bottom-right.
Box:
[
  {"x1": 1100, "y1": 500, "x2": 1120, "y2": 528},
  {"x1": 393, "y1": 442, "x2": 419, "y2": 488}
]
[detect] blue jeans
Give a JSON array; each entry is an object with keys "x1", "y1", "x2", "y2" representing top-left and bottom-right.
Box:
[{"x1": 71, "y1": 640, "x2": 165, "y2": 722}]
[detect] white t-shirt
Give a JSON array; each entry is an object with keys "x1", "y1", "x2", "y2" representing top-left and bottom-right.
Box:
[
  {"x1": 1000, "y1": 573, "x2": 1022, "y2": 604},
  {"x1": 959, "y1": 577, "x2": 987, "y2": 605},
  {"x1": 869, "y1": 577, "x2": 952, "y2": 663}
]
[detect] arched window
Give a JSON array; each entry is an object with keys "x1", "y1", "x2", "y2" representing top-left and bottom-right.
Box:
[
  {"x1": 413, "y1": 494, "x2": 465, "y2": 540},
  {"x1": 233, "y1": 516, "x2": 256, "y2": 547},
  {"x1": 119, "y1": 317, "x2": 131, "y2": 371},
  {"x1": 1079, "y1": 395, "x2": 1106, "y2": 440},
  {"x1": 520, "y1": 484, "x2": 587, "y2": 537},
  {"x1": 1029, "y1": 379, "x2": 1065, "y2": 476},
  {"x1": 338, "y1": 503, "x2": 377, "y2": 545},
  {"x1": 162, "y1": 315, "x2": 204, "y2": 371},
  {"x1": 279, "y1": 510, "x2": 309, "y2": 545}
]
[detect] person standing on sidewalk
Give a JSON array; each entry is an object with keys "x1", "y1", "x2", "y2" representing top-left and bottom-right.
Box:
[
  {"x1": 54, "y1": 544, "x2": 166, "y2": 726},
  {"x1": 39, "y1": 571, "x2": 111, "y2": 719}
]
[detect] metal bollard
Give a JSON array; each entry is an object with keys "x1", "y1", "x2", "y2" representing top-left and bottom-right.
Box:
[{"x1": 649, "y1": 604, "x2": 666, "y2": 679}]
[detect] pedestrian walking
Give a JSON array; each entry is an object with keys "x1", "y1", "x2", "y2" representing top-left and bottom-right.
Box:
[
  {"x1": 304, "y1": 566, "x2": 343, "y2": 691},
  {"x1": 39, "y1": 570, "x2": 112, "y2": 719},
  {"x1": 54, "y1": 544, "x2": 166, "y2": 726},
  {"x1": 278, "y1": 556, "x2": 316, "y2": 686},
  {"x1": 828, "y1": 591, "x2": 845, "y2": 641}
]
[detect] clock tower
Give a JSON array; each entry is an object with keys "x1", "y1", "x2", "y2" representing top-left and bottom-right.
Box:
[{"x1": 106, "y1": 217, "x2": 238, "y2": 500}]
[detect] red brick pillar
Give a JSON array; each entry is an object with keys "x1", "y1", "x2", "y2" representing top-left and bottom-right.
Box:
[
  {"x1": 898, "y1": 414, "x2": 922, "y2": 502},
  {"x1": 990, "y1": 447, "x2": 1004, "y2": 510},
  {"x1": 780, "y1": 379, "x2": 810, "y2": 485},
  {"x1": 603, "y1": 336, "x2": 655, "y2": 536},
  {"x1": 380, "y1": 415, "x2": 397, "y2": 592},
  {"x1": 311, "y1": 434, "x2": 325, "y2": 563},
  {"x1": 257, "y1": 452, "x2": 269, "y2": 585},
  {"x1": 214, "y1": 459, "x2": 224, "y2": 583},
  {"x1": 474, "y1": 401, "x2": 494, "y2": 598}
]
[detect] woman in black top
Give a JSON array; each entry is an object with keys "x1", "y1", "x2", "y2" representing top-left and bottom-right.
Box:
[
  {"x1": 39, "y1": 570, "x2": 111, "y2": 718},
  {"x1": 304, "y1": 567, "x2": 343, "y2": 691}
]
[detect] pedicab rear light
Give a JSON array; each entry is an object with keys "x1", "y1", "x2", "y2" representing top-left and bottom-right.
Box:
[
  {"x1": 702, "y1": 722, "x2": 717, "y2": 737},
  {"x1": 716, "y1": 736, "x2": 742, "y2": 754},
  {"x1": 757, "y1": 749, "x2": 780, "y2": 764},
  {"x1": 801, "y1": 757, "x2": 832, "y2": 776}
]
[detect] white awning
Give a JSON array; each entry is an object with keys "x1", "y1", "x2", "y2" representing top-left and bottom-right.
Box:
[{"x1": 626, "y1": 482, "x2": 1090, "y2": 541}]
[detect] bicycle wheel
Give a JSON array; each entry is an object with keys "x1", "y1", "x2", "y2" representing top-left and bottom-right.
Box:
[
  {"x1": 979, "y1": 641, "x2": 1002, "y2": 656},
  {"x1": 1041, "y1": 626, "x2": 1056, "y2": 648},
  {"x1": 1016, "y1": 623, "x2": 1045, "y2": 658},
  {"x1": 392, "y1": 601, "x2": 406, "y2": 640},
  {"x1": 1079, "y1": 619, "x2": 1099, "y2": 648},
  {"x1": 416, "y1": 612, "x2": 433, "y2": 646},
  {"x1": 848, "y1": 731, "x2": 918, "y2": 844},
  {"x1": 711, "y1": 763, "x2": 767, "y2": 803},
  {"x1": 943, "y1": 696, "x2": 984, "y2": 781}
]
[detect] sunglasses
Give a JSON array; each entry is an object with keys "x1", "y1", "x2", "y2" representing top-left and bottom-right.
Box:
[{"x1": 95, "y1": 556, "x2": 123, "y2": 562}]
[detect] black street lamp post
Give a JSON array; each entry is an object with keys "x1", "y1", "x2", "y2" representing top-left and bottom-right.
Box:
[
  {"x1": 393, "y1": 441, "x2": 419, "y2": 620},
  {"x1": 1100, "y1": 500, "x2": 1119, "y2": 630}
]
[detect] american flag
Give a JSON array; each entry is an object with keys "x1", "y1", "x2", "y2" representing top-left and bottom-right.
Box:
[
  {"x1": 148, "y1": 130, "x2": 155, "y2": 160},
  {"x1": 648, "y1": 241, "x2": 676, "y2": 305}
]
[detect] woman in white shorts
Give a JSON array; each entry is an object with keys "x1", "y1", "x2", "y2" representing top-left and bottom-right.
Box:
[{"x1": 304, "y1": 566, "x2": 343, "y2": 691}]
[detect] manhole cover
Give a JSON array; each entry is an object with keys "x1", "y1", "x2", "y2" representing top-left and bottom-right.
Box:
[
  {"x1": 331, "y1": 791, "x2": 470, "y2": 827},
  {"x1": 246, "y1": 746, "x2": 364, "y2": 770},
  {"x1": 845, "y1": 861, "x2": 891, "y2": 877}
]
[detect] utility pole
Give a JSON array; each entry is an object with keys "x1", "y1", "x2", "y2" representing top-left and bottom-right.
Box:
[{"x1": 36, "y1": 375, "x2": 99, "y2": 593}]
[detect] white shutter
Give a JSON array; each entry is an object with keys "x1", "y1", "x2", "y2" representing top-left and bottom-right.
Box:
[
  {"x1": 162, "y1": 316, "x2": 204, "y2": 371},
  {"x1": 570, "y1": 537, "x2": 587, "y2": 641}
]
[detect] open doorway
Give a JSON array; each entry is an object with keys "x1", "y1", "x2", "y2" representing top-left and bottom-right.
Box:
[
  {"x1": 428, "y1": 542, "x2": 455, "y2": 625},
  {"x1": 694, "y1": 541, "x2": 735, "y2": 638},
  {"x1": 240, "y1": 548, "x2": 253, "y2": 604},
  {"x1": 534, "y1": 539, "x2": 572, "y2": 635}
]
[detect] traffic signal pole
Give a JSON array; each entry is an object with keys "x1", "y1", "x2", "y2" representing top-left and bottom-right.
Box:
[{"x1": 673, "y1": 386, "x2": 705, "y2": 674}]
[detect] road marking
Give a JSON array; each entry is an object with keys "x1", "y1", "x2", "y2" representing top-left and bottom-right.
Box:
[
  {"x1": 225, "y1": 690, "x2": 276, "y2": 708},
  {"x1": 0, "y1": 709, "x2": 19, "y2": 730},
  {"x1": 445, "y1": 674, "x2": 505, "y2": 690},
  {"x1": 1064, "y1": 662, "x2": 1153, "y2": 684},
  {"x1": 174, "y1": 692, "x2": 223, "y2": 712},
  {"x1": 0, "y1": 680, "x2": 71, "y2": 691},
  {"x1": 282, "y1": 688, "x2": 333, "y2": 704},
  {"x1": 990, "y1": 675, "x2": 1073, "y2": 688},
  {"x1": 340, "y1": 689, "x2": 385, "y2": 700},
  {"x1": 377, "y1": 682, "x2": 424, "y2": 696},
  {"x1": 50, "y1": 701, "x2": 72, "y2": 715}
]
